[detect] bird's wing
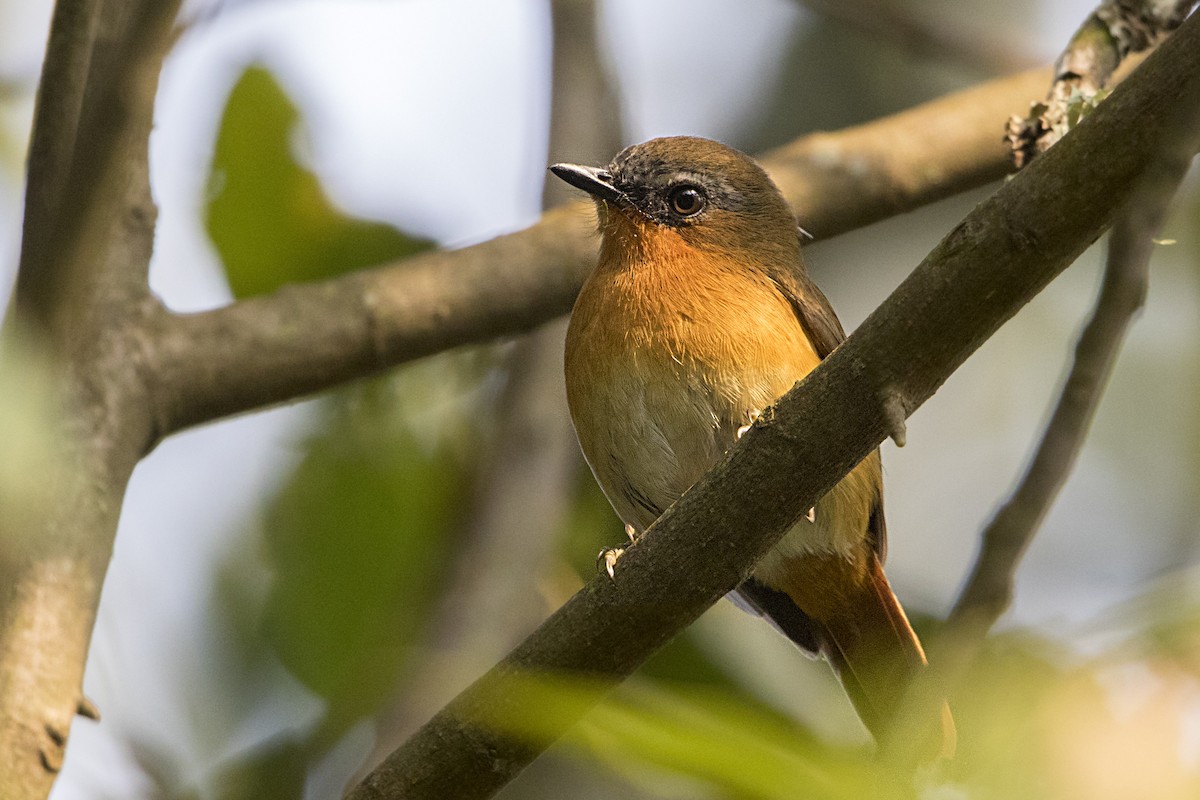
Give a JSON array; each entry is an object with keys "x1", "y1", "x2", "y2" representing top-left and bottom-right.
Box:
[
  {"x1": 731, "y1": 579, "x2": 823, "y2": 656},
  {"x1": 766, "y1": 259, "x2": 846, "y2": 359},
  {"x1": 764, "y1": 257, "x2": 887, "y2": 561}
]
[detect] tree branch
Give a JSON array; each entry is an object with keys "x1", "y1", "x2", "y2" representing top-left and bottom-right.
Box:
[
  {"x1": 949, "y1": 128, "x2": 1198, "y2": 632},
  {"x1": 14, "y1": 1, "x2": 178, "y2": 342},
  {"x1": 0, "y1": 3, "x2": 181, "y2": 798},
  {"x1": 11, "y1": 0, "x2": 102, "y2": 330},
  {"x1": 346, "y1": 13, "x2": 1200, "y2": 799},
  {"x1": 147, "y1": 67, "x2": 1052, "y2": 437},
  {"x1": 1007, "y1": 0, "x2": 1196, "y2": 166}
]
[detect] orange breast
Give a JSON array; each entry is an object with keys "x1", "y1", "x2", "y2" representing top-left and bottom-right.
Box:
[{"x1": 564, "y1": 218, "x2": 821, "y2": 534}]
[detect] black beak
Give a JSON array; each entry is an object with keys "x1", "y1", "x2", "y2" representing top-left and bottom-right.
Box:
[{"x1": 549, "y1": 163, "x2": 623, "y2": 204}]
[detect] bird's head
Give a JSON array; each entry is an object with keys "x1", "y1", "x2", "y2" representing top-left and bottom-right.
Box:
[{"x1": 550, "y1": 136, "x2": 802, "y2": 263}]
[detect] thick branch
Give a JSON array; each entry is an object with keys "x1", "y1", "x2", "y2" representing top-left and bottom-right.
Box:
[
  {"x1": 348, "y1": 14, "x2": 1200, "y2": 800},
  {"x1": 149, "y1": 67, "x2": 1051, "y2": 437},
  {"x1": 13, "y1": 1, "x2": 176, "y2": 342},
  {"x1": 0, "y1": 3, "x2": 181, "y2": 798}
]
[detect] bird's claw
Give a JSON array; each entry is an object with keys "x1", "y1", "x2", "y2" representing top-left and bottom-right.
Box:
[
  {"x1": 736, "y1": 409, "x2": 763, "y2": 440},
  {"x1": 805, "y1": 506, "x2": 816, "y2": 523},
  {"x1": 597, "y1": 546, "x2": 625, "y2": 579}
]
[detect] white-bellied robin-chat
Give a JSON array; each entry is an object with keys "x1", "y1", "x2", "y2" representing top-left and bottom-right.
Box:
[{"x1": 551, "y1": 136, "x2": 953, "y2": 756}]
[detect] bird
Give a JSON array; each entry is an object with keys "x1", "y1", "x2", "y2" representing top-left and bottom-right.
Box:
[{"x1": 551, "y1": 135, "x2": 953, "y2": 757}]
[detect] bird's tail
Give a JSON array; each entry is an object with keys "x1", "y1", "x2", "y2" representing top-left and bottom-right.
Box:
[{"x1": 817, "y1": 554, "x2": 955, "y2": 760}]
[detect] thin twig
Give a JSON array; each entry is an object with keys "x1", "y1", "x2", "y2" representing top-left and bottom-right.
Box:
[
  {"x1": 346, "y1": 17, "x2": 1200, "y2": 799},
  {"x1": 950, "y1": 255, "x2": 1149, "y2": 622},
  {"x1": 952, "y1": 64, "x2": 1200, "y2": 636}
]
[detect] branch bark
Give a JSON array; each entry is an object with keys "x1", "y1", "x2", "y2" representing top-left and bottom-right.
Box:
[
  {"x1": 146, "y1": 67, "x2": 1052, "y2": 437},
  {"x1": 0, "y1": 3, "x2": 180, "y2": 798},
  {"x1": 12, "y1": 0, "x2": 101, "y2": 327},
  {"x1": 347, "y1": 13, "x2": 1200, "y2": 800},
  {"x1": 1007, "y1": 0, "x2": 1196, "y2": 166}
]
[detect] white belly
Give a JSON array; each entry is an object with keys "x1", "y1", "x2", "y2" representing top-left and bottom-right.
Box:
[{"x1": 569, "y1": 348, "x2": 877, "y2": 567}]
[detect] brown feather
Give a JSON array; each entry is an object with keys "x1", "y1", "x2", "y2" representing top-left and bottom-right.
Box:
[{"x1": 771, "y1": 548, "x2": 954, "y2": 756}]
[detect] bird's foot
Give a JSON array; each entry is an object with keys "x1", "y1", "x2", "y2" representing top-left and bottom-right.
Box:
[
  {"x1": 737, "y1": 409, "x2": 764, "y2": 439},
  {"x1": 805, "y1": 506, "x2": 816, "y2": 523},
  {"x1": 597, "y1": 546, "x2": 626, "y2": 580}
]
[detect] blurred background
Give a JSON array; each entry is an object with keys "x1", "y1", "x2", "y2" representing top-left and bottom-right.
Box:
[{"x1": 2, "y1": 0, "x2": 1199, "y2": 798}]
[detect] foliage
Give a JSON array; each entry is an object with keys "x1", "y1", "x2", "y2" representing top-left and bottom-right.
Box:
[
  {"x1": 201, "y1": 64, "x2": 484, "y2": 793},
  {"x1": 205, "y1": 66, "x2": 428, "y2": 299}
]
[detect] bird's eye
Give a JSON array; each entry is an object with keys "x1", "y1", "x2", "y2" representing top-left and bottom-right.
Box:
[{"x1": 668, "y1": 185, "x2": 706, "y2": 217}]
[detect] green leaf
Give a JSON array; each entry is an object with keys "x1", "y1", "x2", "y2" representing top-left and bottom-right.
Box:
[
  {"x1": 205, "y1": 66, "x2": 429, "y2": 298},
  {"x1": 473, "y1": 672, "x2": 888, "y2": 800},
  {"x1": 0, "y1": 337, "x2": 64, "y2": 549},
  {"x1": 260, "y1": 375, "x2": 472, "y2": 720},
  {"x1": 573, "y1": 682, "x2": 887, "y2": 800},
  {"x1": 559, "y1": 465, "x2": 625, "y2": 578}
]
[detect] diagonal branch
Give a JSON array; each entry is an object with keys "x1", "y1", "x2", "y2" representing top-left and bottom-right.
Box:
[
  {"x1": 148, "y1": 67, "x2": 1052, "y2": 438},
  {"x1": 881, "y1": 29, "x2": 1200, "y2": 769},
  {"x1": 948, "y1": 26, "x2": 1200, "y2": 642},
  {"x1": 347, "y1": 14, "x2": 1200, "y2": 799}
]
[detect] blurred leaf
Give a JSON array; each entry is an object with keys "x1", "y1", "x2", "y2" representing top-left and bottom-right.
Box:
[
  {"x1": 941, "y1": 631, "x2": 1070, "y2": 795},
  {"x1": 559, "y1": 465, "x2": 624, "y2": 578},
  {"x1": 261, "y1": 375, "x2": 472, "y2": 721},
  {"x1": 211, "y1": 735, "x2": 307, "y2": 800},
  {"x1": 576, "y1": 682, "x2": 890, "y2": 800},
  {"x1": 0, "y1": 336, "x2": 64, "y2": 552},
  {"x1": 477, "y1": 672, "x2": 890, "y2": 800},
  {"x1": 205, "y1": 66, "x2": 429, "y2": 298}
]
